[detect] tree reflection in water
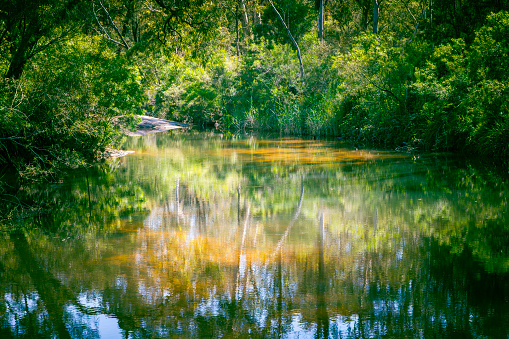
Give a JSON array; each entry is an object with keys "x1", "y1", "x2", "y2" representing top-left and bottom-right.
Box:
[{"x1": 1, "y1": 131, "x2": 508, "y2": 338}]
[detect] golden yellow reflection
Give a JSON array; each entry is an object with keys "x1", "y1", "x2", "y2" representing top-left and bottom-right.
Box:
[
  {"x1": 209, "y1": 139, "x2": 407, "y2": 165},
  {"x1": 103, "y1": 229, "x2": 307, "y2": 270}
]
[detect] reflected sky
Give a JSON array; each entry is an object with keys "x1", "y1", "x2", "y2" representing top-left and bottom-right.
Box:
[{"x1": 1, "y1": 131, "x2": 508, "y2": 338}]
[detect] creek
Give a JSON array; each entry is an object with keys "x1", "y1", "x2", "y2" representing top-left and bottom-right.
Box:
[{"x1": 1, "y1": 130, "x2": 508, "y2": 338}]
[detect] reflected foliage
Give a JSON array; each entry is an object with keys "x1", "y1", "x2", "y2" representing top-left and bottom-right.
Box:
[{"x1": 1, "y1": 131, "x2": 508, "y2": 338}]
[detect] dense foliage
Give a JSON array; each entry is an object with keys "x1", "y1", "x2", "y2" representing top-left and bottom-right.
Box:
[{"x1": 1, "y1": 0, "x2": 508, "y2": 180}]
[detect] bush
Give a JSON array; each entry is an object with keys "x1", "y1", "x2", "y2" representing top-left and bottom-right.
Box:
[
  {"x1": 409, "y1": 11, "x2": 509, "y2": 160},
  {"x1": 468, "y1": 11, "x2": 509, "y2": 82},
  {"x1": 152, "y1": 50, "x2": 238, "y2": 128},
  {"x1": 410, "y1": 39, "x2": 470, "y2": 151},
  {"x1": 464, "y1": 12, "x2": 509, "y2": 160},
  {"x1": 0, "y1": 35, "x2": 145, "y2": 179},
  {"x1": 330, "y1": 34, "x2": 413, "y2": 146},
  {"x1": 466, "y1": 80, "x2": 509, "y2": 158}
]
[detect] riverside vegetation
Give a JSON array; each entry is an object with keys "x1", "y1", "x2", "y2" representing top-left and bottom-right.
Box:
[
  {"x1": 1, "y1": 0, "x2": 508, "y2": 182},
  {"x1": 1, "y1": 2, "x2": 509, "y2": 336}
]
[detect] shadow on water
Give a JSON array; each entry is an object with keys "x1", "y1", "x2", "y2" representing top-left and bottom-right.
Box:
[{"x1": 1, "y1": 130, "x2": 508, "y2": 338}]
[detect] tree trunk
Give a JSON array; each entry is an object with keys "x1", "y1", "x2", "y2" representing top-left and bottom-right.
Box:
[
  {"x1": 318, "y1": 0, "x2": 324, "y2": 40},
  {"x1": 3, "y1": 0, "x2": 81, "y2": 80},
  {"x1": 236, "y1": 4, "x2": 240, "y2": 56},
  {"x1": 5, "y1": 55, "x2": 28, "y2": 80},
  {"x1": 373, "y1": 0, "x2": 379, "y2": 33},
  {"x1": 5, "y1": 36, "x2": 37, "y2": 79},
  {"x1": 357, "y1": 0, "x2": 371, "y2": 31},
  {"x1": 429, "y1": 0, "x2": 432, "y2": 26},
  {"x1": 239, "y1": 0, "x2": 251, "y2": 40}
]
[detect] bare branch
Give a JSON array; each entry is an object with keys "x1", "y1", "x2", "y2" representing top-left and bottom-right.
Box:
[
  {"x1": 92, "y1": 25, "x2": 126, "y2": 48},
  {"x1": 92, "y1": 1, "x2": 129, "y2": 49},
  {"x1": 144, "y1": 1, "x2": 162, "y2": 13},
  {"x1": 266, "y1": 0, "x2": 304, "y2": 79},
  {"x1": 98, "y1": 0, "x2": 130, "y2": 49},
  {"x1": 92, "y1": 3, "x2": 126, "y2": 48},
  {"x1": 93, "y1": 4, "x2": 112, "y2": 37}
]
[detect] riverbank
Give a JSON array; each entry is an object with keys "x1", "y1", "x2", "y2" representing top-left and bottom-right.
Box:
[{"x1": 104, "y1": 115, "x2": 191, "y2": 158}]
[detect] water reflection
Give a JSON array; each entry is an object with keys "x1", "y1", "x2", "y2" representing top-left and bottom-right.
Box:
[{"x1": 1, "y1": 131, "x2": 508, "y2": 338}]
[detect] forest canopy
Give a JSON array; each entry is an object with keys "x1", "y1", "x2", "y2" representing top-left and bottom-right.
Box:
[{"x1": 1, "y1": 0, "x2": 508, "y2": 179}]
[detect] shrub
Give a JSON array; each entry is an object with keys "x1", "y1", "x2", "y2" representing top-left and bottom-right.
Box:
[{"x1": 0, "y1": 35, "x2": 145, "y2": 178}]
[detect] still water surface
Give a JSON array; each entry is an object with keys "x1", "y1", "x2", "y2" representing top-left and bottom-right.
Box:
[{"x1": 1, "y1": 131, "x2": 509, "y2": 338}]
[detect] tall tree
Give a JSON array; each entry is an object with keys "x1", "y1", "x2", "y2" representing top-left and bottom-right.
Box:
[
  {"x1": 239, "y1": 0, "x2": 252, "y2": 40},
  {"x1": 317, "y1": 0, "x2": 325, "y2": 40},
  {"x1": 0, "y1": 0, "x2": 83, "y2": 79},
  {"x1": 355, "y1": 0, "x2": 371, "y2": 31},
  {"x1": 372, "y1": 0, "x2": 379, "y2": 33}
]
